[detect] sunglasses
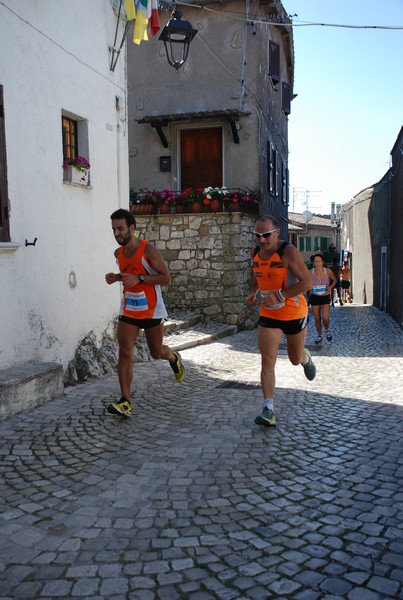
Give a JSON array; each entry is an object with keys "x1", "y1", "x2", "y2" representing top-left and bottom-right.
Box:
[{"x1": 254, "y1": 228, "x2": 278, "y2": 239}]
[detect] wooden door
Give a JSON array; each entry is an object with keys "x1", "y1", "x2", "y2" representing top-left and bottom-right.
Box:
[{"x1": 181, "y1": 128, "x2": 222, "y2": 190}]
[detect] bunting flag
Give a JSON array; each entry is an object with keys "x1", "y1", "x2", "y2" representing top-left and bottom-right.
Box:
[
  {"x1": 124, "y1": 0, "x2": 136, "y2": 21},
  {"x1": 133, "y1": 0, "x2": 149, "y2": 44},
  {"x1": 148, "y1": 0, "x2": 161, "y2": 37}
]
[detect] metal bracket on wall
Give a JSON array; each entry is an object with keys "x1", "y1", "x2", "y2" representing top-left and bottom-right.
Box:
[
  {"x1": 227, "y1": 117, "x2": 240, "y2": 144},
  {"x1": 151, "y1": 121, "x2": 169, "y2": 148}
]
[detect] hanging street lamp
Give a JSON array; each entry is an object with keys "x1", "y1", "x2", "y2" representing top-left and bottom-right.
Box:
[{"x1": 159, "y1": 3, "x2": 198, "y2": 71}]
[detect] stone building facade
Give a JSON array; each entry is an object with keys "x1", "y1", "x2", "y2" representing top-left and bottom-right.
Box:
[
  {"x1": 134, "y1": 212, "x2": 258, "y2": 327},
  {"x1": 126, "y1": 0, "x2": 294, "y2": 235},
  {"x1": 341, "y1": 127, "x2": 403, "y2": 326}
]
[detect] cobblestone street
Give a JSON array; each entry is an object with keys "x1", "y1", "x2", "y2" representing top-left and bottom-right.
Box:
[{"x1": 0, "y1": 304, "x2": 402, "y2": 600}]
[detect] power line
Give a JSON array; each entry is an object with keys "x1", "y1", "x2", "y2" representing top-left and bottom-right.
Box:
[{"x1": 174, "y1": 2, "x2": 403, "y2": 30}]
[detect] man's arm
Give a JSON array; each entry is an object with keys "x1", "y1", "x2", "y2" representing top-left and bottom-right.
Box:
[
  {"x1": 105, "y1": 249, "x2": 122, "y2": 284},
  {"x1": 281, "y1": 245, "x2": 313, "y2": 298},
  {"x1": 143, "y1": 243, "x2": 171, "y2": 285},
  {"x1": 246, "y1": 272, "x2": 259, "y2": 306}
]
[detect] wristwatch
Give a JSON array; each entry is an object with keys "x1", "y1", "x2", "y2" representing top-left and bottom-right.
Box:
[{"x1": 138, "y1": 274, "x2": 145, "y2": 283}]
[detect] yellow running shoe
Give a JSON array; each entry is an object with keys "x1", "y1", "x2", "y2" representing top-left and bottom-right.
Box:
[
  {"x1": 107, "y1": 397, "x2": 132, "y2": 417},
  {"x1": 170, "y1": 351, "x2": 185, "y2": 382},
  {"x1": 255, "y1": 408, "x2": 276, "y2": 427}
]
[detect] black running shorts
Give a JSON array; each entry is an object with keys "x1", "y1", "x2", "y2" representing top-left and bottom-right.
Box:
[
  {"x1": 118, "y1": 315, "x2": 163, "y2": 329},
  {"x1": 309, "y1": 294, "x2": 331, "y2": 306},
  {"x1": 258, "y1": 315, "x2": 308, "y2": 335}
]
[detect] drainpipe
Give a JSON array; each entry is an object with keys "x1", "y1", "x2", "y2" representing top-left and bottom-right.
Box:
[{"x1": 239, "y1": 0, "x2": 250, "y2": 111}]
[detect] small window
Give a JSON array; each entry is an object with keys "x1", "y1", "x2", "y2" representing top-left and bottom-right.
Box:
[
  {"x1": 267, "y1": 142, "x2": 278, "y2": 196},
  {"x1": 273, "y1": 147, "x2": 278, "y2": 197},
  {"x1": 0, "y1": 85, "x2": 10, "y2": 242},
  {"x1": 300, "y1": 236, "x2": 311, "y2": 252},
  {"x1": 61, "y1": 111, "x2": 89, "y2": 184},
  {"x1": 282, "y1": 82, "x2": 291, "y2": 115},
  {"x1": 62, "y1": 116, "x2": 78, "y2": 162},
  {"x1": 282, "y1": 162, "x2": 288, "y2": 205},
  {"x1": 268, "y1": 41, "x2": 280, "y2": 85},
  {"x1": 267, "y1": 141, "x2": 273, "y2": 194}
]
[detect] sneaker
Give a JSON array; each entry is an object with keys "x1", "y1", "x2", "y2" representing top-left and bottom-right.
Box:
[
  {"x1": 303, "y1": 348, "x2": 316, "y2": 381},
  {"x1": 339, "y1": 300, "x2": 344, "y2": 306},
  {"x1": 315, "y1": 336, "x2": 322, "y2": 345},
  {"x1": 170, "y1": 351, "x2": 185, "y2": 382},
  {"x1": 107, "y1": 397, "x2": 132, "y2": 417},
  {"x1": 325, "y1": 330, "x2": 332, "y2": 341},
  {"x1": 255, "y1": 407, "x2": 276, "y2": 427}
]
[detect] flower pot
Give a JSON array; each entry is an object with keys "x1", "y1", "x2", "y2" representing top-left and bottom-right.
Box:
[
  {"x1": 191, "y1": 201, "x2": 202, "y2": 213},
  {"x1": 65, "y1": 166, "x2": 89, "y2": 185},
  {"x1": 175, "y1": 204, "x2": 186, "y2": 214},
  {"x1": 144, "y1": 204, "x2": 158, "y2": 215},
  {"x1": 210, "y1": 199, "x2": 222, "y2": 212},
  {"x1": 159, "y1": 204, "x2": 171, "y2": 214},
  {"x1": 131, "y1": 204, "x2": 157, "y2": 215},
  {"x1": 229, "y1": 202, "x2": 240, "y2": 212}
]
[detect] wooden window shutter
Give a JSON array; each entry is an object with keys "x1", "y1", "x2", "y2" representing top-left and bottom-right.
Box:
[
  {"x1": 268, "y1": 41, "x2": 280, "y2": 84},
  {"x1": 282, "y1": 82, "x2": 291, "y2": 115},
  {"x1": 0, "y1": 85, "x2": 10, "y2": 242}
]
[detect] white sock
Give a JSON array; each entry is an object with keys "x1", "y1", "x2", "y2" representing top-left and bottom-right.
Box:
[
  {"x1": 301, "y1": 354, "x2": 309, "y2": 366},
  {"x1": 265, "y1": 398, "x2": 274, "y2": 411}
]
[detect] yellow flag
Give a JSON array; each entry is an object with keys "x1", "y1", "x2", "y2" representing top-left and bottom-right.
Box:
[
  {"x1": 124, "y1": 0, "x2": 136, "y2": 21},
  {"x1": 133, "y1": 0, "x2": 149, "y2": 44}
]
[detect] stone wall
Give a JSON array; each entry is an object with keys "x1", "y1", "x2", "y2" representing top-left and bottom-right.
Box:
[{"x1": 134, "y1": 212, "x2": 258, "y2": 328}]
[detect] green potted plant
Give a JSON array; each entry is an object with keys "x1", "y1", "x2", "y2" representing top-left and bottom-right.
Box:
[
  {"x1": 158, "y1": 189, "x2": 179, "y2": 214},
  {"x1": 203, "y1": 187, "x2": 228, "y2": 212},
  {"x1": 129, "y1": 188, "x2": 158, "y2": 214}
]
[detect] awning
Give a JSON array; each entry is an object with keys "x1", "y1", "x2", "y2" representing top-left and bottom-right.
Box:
[{"x1": 136, "y1": 109, "x2": 251, "y2": 147}]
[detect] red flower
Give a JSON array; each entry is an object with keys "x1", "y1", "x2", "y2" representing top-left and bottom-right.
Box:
[{"x1": 203, "y1": 197, "x2": 210, "y2": 205}]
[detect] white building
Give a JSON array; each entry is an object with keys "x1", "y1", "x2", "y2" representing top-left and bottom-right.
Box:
[{"x1": 0, "y1": 1, "x2": 129, "y2": 409}]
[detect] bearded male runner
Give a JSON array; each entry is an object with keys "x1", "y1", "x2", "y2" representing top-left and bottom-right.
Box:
[{"x1": 105, "y1": 209, "x2": 184, "y2": 417}]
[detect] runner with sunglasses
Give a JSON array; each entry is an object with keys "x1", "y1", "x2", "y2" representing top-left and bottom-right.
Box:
[{"x1": 246, "y1": 215, "x2": 316, "y2": 427}]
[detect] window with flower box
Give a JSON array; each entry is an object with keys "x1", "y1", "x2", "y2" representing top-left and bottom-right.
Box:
[{"x1": 61, "y1": 111, "x2": 90, "y2": 185}]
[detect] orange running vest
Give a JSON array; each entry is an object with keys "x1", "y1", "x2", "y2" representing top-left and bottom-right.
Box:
[
  {"x1": 117, "y1": 239, "x2": 168, "y2": 320},
  {"x1": 252, "y1": 242, "x2": 308, "y2": 321}
]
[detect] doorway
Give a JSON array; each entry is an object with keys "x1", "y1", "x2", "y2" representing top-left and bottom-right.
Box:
[{"x1": 180, "y1": 128, "x2": 222, "y2": 190}]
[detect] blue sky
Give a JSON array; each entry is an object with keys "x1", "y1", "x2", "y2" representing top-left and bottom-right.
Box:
[{"x1": 285, "y1": 0, "x2": 403, "y2": 214}]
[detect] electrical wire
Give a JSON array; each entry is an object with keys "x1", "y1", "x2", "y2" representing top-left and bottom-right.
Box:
[
  {"x1": 174, "y1": 1, "x2": 403, "y2": 30},
  {"x1": 0, "y1": 1, "x2": 126, "y2": 92}
]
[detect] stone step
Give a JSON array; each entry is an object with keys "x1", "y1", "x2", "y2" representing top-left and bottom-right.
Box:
[
  {"x1": 0, "y1": 361, "x2": 64, "y2": 420},
  {"x1": 133, "y1": 312, "x2": 239, "y2": 362},
  {"x1": 164, "y1": 321, "x2": 238, "y2": 352},
  {"x1": 163, "y1": 310, "x2": 204, "y2": 334}
]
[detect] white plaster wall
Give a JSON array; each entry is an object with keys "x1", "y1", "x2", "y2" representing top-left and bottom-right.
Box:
[{"x1": 0, "y1": 1, "x2": 129, "y2": 371}]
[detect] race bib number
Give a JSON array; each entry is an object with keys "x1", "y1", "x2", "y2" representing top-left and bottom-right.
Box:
[
  {"x1": 312, "y1": 285, "x2": 327, "y2": 295},
  {"x1": 125, "y1": 291, "x2": 148, "y2": 312}
]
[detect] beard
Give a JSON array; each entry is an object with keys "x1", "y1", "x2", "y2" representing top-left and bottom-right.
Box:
[{"x1": 116, "y1": 233, "x2": 131, "y2": 246}]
